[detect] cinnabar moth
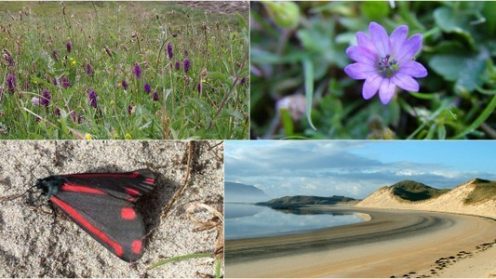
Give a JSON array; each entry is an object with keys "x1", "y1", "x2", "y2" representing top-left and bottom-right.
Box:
[{"x1": 35, "y1": 169, "x2": 157, "y2": 262}]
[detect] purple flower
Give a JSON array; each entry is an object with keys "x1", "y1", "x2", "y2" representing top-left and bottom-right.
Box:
[
  {"x1": 183, "y1": 58, "x2": 191, "y2": 74},
  {"x1": 167, "y1": 43, "x2": 173, "y2": 59},
  {"x1": 85, "y1": 63, "x2": 94, "y2": 77},
  {"x1": 2, "y1": 49, "x2": 14, "y2": 66},
  {"x1": 66, "y1": 40, "x2": 72, "y2": 53},
  {"x1": 133, "y1": 63, "x2": 142, "y2": 79},
  {"x1": 6, "y1": 73, "x2": 16, "y2": 93},
  {"x1": 197, "y1": 82, "x2": 202, "y2": 95},
  {"x1": 60, "y1": 76, "x2": 70, "y2": 89},
  {"x1": 54, "y1": 107, "x2": 61, "y2": 117},
  {"x1": 175, "y1": 61, "x2": 181, "y2": 71},
  {"x1": 88, "y1": 89, "x2": 97, "y2": 108},
  {"x1": 239, "y1": 77, "x2": 247, "y2": 85},
  {"x1": 41, "y1": 89, "x2": 51, "y2": 107},
  {"x1": 344, "y1": 22, "x2": 428, "y2": 104},
  {"x1": 144, "y1": 83, "x2": 151, "y2": 94},
  {"x1": 152, "y1": 91, "x2": 159, "y2": 101},
  {"x1": 121, "y1": 80, "x2": 128, "y2": 90}
]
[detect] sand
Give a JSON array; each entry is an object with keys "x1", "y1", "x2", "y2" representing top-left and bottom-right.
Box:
[
  {"x1": 0, "y1": 141, "x2": 223, "y2": 277},
  {"x1": 225, "y1": 206, "x2": 496, "y2": 278}
]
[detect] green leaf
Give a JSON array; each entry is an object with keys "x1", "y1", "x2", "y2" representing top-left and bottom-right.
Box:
[
  {"x1": 433, "y1": 6, "x2": 475, "y2": 49},
  {"x1": 280, "y1": 109, "x2": 294, "y2": 137},
  {"x1": 454, "y1": 94, "x2": 496, "y2": 138},
  {"x1": 361, "y1": 1, "x2": 389, "y2": 21},
  {"x1": 303, "y1": 58, "x2": 317, "y2": 131}
]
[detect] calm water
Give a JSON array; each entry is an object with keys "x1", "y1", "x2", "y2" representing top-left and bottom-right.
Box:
[{"x1": 225, "y1": 203, "x2": 364, "y2": 240}]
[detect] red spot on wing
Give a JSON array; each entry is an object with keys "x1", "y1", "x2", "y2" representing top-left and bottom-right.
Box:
[
  {"x1": 121, "y1": 207, "x2": 137, "y2": 220},
  {"x1": 131, "y1": 240, "x2": 142, "y2": 254},
  {"x1": 144, "y1": 178, "x2": 155, "y2": 185},
  {"x1": 125, "y1": 187, "x2": 140, "y2": 196},
  {"x1": 50, "y1": 196, "x2": 124, "y2": 257},
  {"x1": 61, "y1": 184, "x2": 105, "y2": 195}
]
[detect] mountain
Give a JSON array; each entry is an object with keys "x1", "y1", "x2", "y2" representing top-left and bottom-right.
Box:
[
  {"x1": 357, "y1": 179, "x2": 496, "y2": 219},
  {"x1": 225, "y1": 182, "x2": 270, "y2": 203},
  {"x1": 258, "y1": 195, "x2": 358, "y2": 209}
]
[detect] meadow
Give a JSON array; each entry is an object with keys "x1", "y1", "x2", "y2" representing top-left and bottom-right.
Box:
[
  {"x1": 251, "y1": 1, "x2": 496, "y2": 139},
  {"x1": 0, "y1": 2, "x2": 249, "y2": 139}
]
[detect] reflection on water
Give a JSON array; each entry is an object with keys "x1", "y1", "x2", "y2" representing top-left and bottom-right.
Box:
[{"x1": 225, "y1": 203, "x2": 364, "y2": 240}]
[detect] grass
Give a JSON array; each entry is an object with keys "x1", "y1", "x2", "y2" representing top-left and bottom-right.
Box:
[
  {"x1": 389, "y1": 180, "x2": 449, "y2": 201},
  {"x1": 0, "y1": 2, "x2": 249, "y2": 139},
  {"x1": 464, "y1": 180, "x2": 496, "y2": 204}
]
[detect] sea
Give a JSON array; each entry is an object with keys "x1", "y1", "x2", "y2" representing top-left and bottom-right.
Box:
[{"x1": 225, "y1": 203, "x2": 365, "y2": 240}]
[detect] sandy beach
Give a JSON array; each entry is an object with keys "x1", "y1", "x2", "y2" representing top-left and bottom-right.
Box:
[{"x1": 225, "y1": 206, "x2": 496, "y2": 278}]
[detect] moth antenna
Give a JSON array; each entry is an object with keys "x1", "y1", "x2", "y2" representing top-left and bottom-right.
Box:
[{"x1": 0, "y1": 187, "x2": 34, "y2": 202}]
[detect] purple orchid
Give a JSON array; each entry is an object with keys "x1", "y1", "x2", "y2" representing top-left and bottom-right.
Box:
[
  {"x1": 167, "y1": 43, "x2": 173, "y2": 59},
  {"x1": 183, "y1": 58, "x2": 191, "y2": 74},
  {"x1": 6, "y1": 73, "x2": 16, "y2": 93},
  {"x1": 344, "y1": 22, "x2": 427, "y2": 104},
  {"x1": 121, "y1": 80, "x2": 128, "y2": 90},
  {"x1": 41, "y1": 89, "x2": 51, "y2": 107},
  {"x1": 152, "y1": 91, "x2": 159, "y2": 101},
  {"x1": 133, "y1": 63, "x2": 142, "y2": 79},
  {"x1": 88, "y1": 89, "x2": 97, "y2": 108},
  {"x1": 144, "y1": 83, "x2": 151, "y2": 94}
]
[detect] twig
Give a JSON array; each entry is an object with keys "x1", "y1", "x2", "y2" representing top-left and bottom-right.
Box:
[{"x1": 161, "y1": 141, "x2": 195, "y2": 218}]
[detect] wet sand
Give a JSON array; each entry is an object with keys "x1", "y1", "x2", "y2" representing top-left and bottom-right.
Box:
[{"x1": 225, "y1": 206, "x2": 496, "y2": 278}]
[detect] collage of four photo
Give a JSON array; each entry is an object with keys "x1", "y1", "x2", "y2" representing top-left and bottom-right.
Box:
[{"x1": 0, "y1": 1, "x2": 495, "y2": 278}]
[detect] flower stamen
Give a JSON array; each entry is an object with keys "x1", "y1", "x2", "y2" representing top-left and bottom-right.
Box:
[{"x1": 377, "y1": 54, "x2": 399, "y2": 78}]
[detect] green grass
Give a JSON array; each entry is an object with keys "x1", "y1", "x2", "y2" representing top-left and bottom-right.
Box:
[
  {"x1": 389, "y1": 180, "x2": 449, "y2": 201},
  {"x1": 0, "y1": 2, "x2": 248, "y2": 139},
  {"x1": 464, "y1": 179, "x2": 496, "y2": 204}
]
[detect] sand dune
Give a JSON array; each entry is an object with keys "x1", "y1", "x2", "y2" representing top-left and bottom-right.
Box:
[
  {"x1": 356, "y1": 179, "x2": 496, "y2": 219},
  {"x1": 225, "y1": 206, "x2": 496, "y2": 278}
]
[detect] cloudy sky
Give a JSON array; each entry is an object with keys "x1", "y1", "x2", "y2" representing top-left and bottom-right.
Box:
[{"x1": 225, "y1": 141, "x2": 496, "y2": 199}]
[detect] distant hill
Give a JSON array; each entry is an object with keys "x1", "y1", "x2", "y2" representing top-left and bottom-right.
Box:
[
  {"x1": 225, "y1": 182, "x2": 270, "y2": 203},
  {"x1": 389, "y1": 180, "x2": 449, "y2": 201},
  {"x1": 258, "y1": 195, "x2": 357, "y2": 209},
  {"x1": 357, "y1": 178, "x2": 496, "y2": 219}
]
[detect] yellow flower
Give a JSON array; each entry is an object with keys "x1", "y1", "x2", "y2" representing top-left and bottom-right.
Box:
[
  {"x1": 125, "y1": 133, "x2": 132, "y2": 140},
  {"x1": 84, "y1": 133, "x2": 93, "y2": 140},
  {"x1": 69, "y1": 57, "x2": 77, "y2": 67}
]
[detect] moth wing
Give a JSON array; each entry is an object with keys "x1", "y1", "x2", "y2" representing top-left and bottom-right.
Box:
[{"x1": 50, "y1": 191, "x2": 146, "y2": 262}]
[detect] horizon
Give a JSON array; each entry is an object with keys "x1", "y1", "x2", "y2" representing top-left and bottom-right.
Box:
[{"x1": 225, "y1": 141, "x2": 496, "y2": 199}]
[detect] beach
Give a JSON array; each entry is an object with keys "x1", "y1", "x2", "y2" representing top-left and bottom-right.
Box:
[{"x1": 225, "y1": 206, "x2": 496, "y2": 278}]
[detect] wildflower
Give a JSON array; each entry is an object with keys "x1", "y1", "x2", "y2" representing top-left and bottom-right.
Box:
[
  {"x1": 70, "y1": 110, "x2": 83, "y2": 123},
  {"x1": 51, "y1": 50, "x2": 59, "y2": 61},
  {"x1": 152, "y1": 91, "x2": 159, "y2": 101},
  {"x1": 133, "y1": 63, "x2": 142, "y2": 79},
  {"x1": 344, "y1": 22, "x2": 427, "y2": 104},
  {"x1": 175, "y1": 61, "x2": 181, "y2": 71},
  {"x1": 84, "y1": 133, "x2": 93, "y2": 140},
  {"x1": 6, "y1": 73, "x2": 16, "y2": 93},
  {"x1": 276, "y1": 94, "x2": 306, "y2": 121},
  {"x1": 167, "y1": 42, "x2": 173, "y2": 59},
  {"x1": 2, "y1": 49, "x2": 14, "y2": 66},
  {"x1": 104, "y1": 46, "x2": 113, "y2": 57},
  {"x1": 183, "y1": 58, "x2": 191, "y2": 74},
  {"x1": 54, "y1": 107, "x2": 61, "y2": 117},
  {"x1": 144, "y1": 83, "x2": 151, "y2": 94},
  {"x1": 239, "y1": 77, "x2": 247, "y2": 85},
  {"x1": 125, "y1": 133, "x2": 132, "y2": 140},
  {"x1": 66, "y1": 40, "x2": 72, "y2": 53},
  {"x1": 197, "y1": 82, "x2": 202, "y2": 95},
  {"x1": 127, "y1": 104, "x2": 134, "y2": 115},
  {"x1": 40, "y1": 89, "x2": 51, "y2": 107},
  {"x1": 122, "y1": 80, "x2": 129, "y2": 90},
  {"x1": 85, "y1": 63, "x2": 94, "y2": 77},
  {"x1": 60, "y1": 76, "x2": 70, "y2": 89},
  {"x1": 69, "y1": 57, "x2": 77, "y2": 67},
  {"x1": 88, "y1": 89, "x2": 97, "y2": 108},
  {"x1": 31, "y1": 96, "x2": 40, "y2": 106}
]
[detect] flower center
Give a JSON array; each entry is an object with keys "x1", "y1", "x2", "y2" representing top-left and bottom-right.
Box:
[{"x1": 377, "y1": 54, "x2": 399, "y2": 78}]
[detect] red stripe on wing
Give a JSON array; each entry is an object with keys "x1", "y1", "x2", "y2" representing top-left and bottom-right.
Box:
[
  {"x1": 50, "y1": 196, "x2": 124, "y2": 257},
  {"x1": 125, "y1": 187, "x2": 140, "y2": 196},
  {"x1": 144, "y1": 178, "x2": 155, "y2": 185},
  {"x1": 61, "y1": 184, "x2": 106, "y2": 195}
]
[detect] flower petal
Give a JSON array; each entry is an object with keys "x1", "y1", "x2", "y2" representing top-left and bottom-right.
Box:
[
  {"x1": 346, "y1": 46, "x2": 376, "y2": 65},
  {"x1": 378, "y1": 79, "x2": 397, "y2": 104},
  {"x1": 392, "y1": 73, "x2": 420, "y2": 92},
  {"x1": 344, "y1": 63, "x2": 376, "y2": 80},
  {"x1": 369, "y1": 22, "x2": 390, "y2": 57},
  {"x1": 362, "y1": 74, "x2": 382, "y2": 100},
  {"x1": 390, "y1": 25, "x2": 408, "y2": 58},
  {"x1": 356, "y1": 31, "x2": 376, "y2": 53},
  {"x1": 400, "y1": 61, "x2": 428, "y2": 78},
  {"x1": 396, "y1": 34, "x2": 423, "y2": 64}
]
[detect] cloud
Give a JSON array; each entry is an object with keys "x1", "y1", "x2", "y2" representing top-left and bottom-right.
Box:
[{"x1": 225, "y1": 141, "x2": 496, "y2": 199}]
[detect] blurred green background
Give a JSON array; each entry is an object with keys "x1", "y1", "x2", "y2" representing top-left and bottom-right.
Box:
[{"x1": 251, "y1": 1, "x2": 496, "y2": 139}]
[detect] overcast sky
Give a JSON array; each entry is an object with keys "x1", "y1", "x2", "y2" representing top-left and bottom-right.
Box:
[{"x1": 225, "y1": 141, "x2": 496, "y2": 199}]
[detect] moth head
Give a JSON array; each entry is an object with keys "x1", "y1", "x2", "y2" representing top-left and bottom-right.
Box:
[{"x1": 35, "y1": 176, "x2": 65, "y2": 197}]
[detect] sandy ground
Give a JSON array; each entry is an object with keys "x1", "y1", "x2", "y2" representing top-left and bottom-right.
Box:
[
  {"x1": 225, "y1": 206, "x2": 496, "y2": 278},
  {"x1": 0, "y1": 140, "x2": 223, "y2": 277}
]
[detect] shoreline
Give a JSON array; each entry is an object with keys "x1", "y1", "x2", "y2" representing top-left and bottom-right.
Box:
[{"x1": 225, "y1": 205, "x2": 496, "y2": 278}]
